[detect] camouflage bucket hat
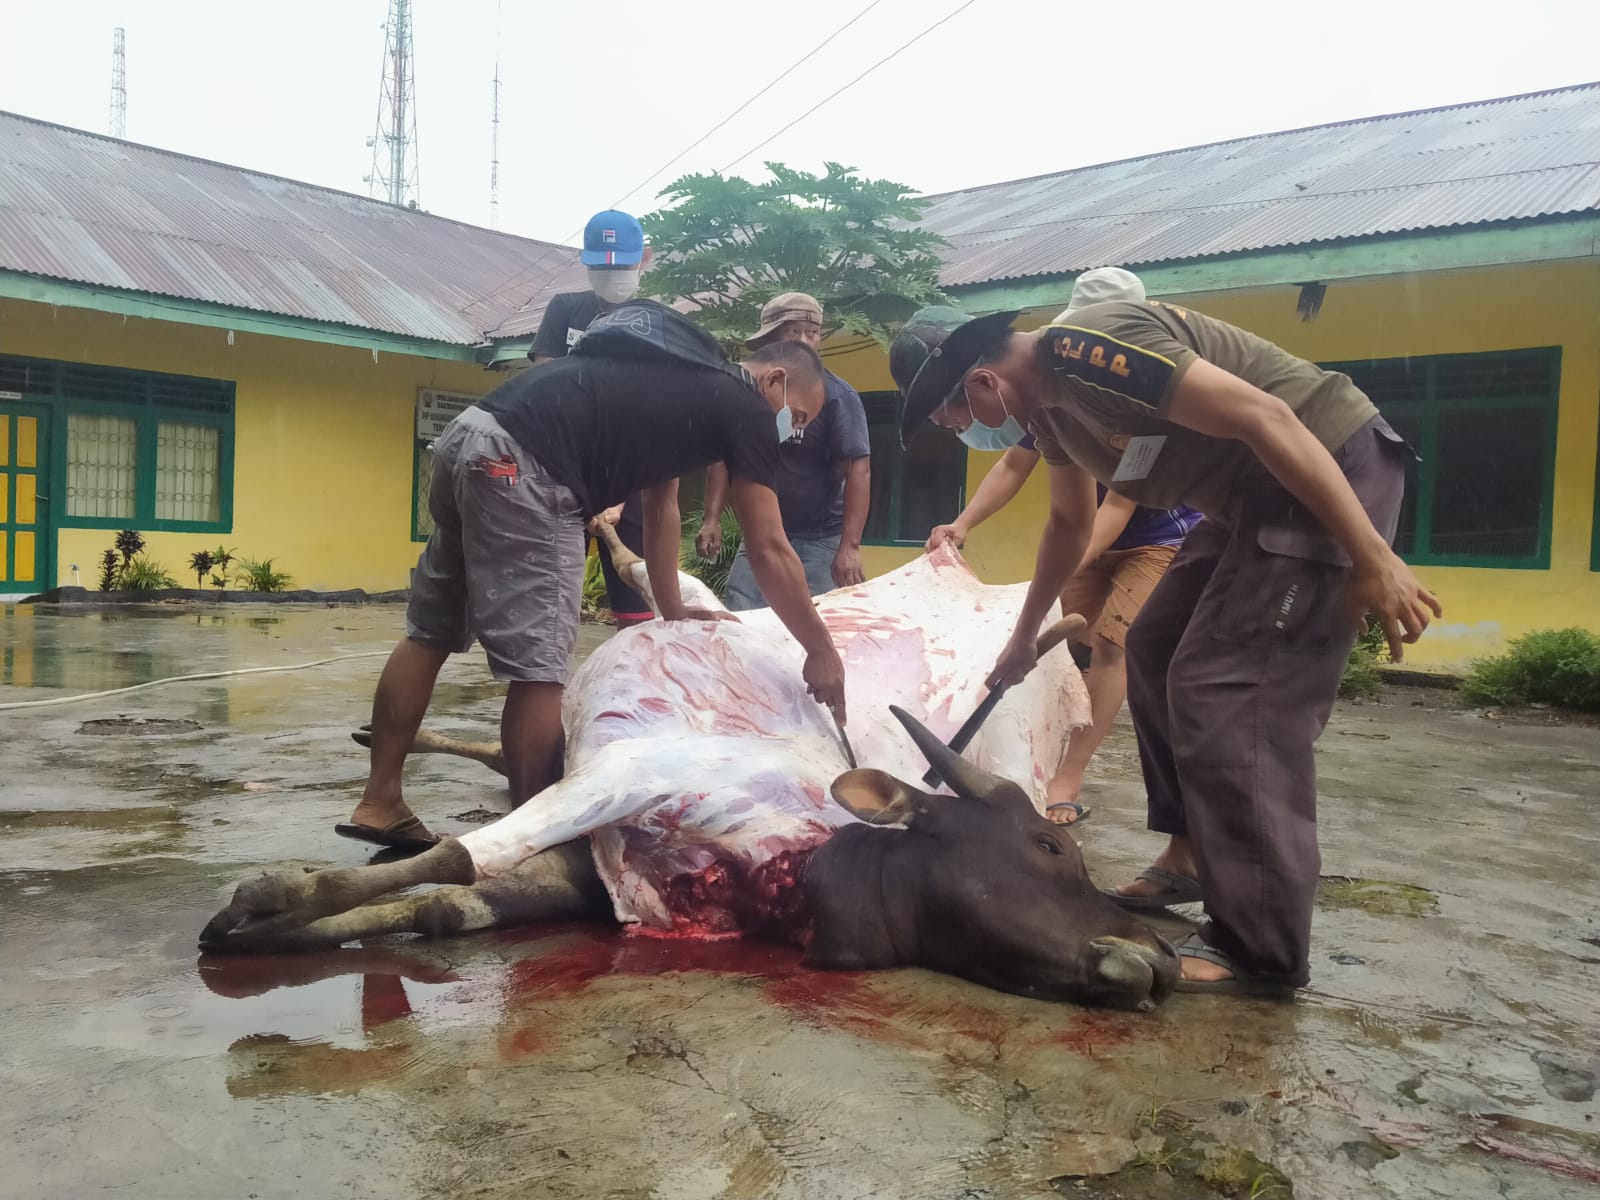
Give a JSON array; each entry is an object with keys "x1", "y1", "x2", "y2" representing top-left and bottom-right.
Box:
[{"x1": 890, "y1": 307, "x2": 1021, "y2": 447}]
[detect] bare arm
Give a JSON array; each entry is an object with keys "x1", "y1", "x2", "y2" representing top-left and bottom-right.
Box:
[
  {"x1": 730, "y1": 476, "x2": 847, "y2": 720},
  {"x1": 696, "y1": 463, "x2": 731, "y2": 559},
  {"x1": 832, "y1": 456, "x2": 870, "y2": 587},
  {"x1": 640, "y1": 480, "x2": 689, "y2": 620},
  {"x1": 531, "y1": 354, "x2": 557, "y2": 365},
  {"x1": 926, "y1": 445, "x2": 1041, "y2": 552},
  {"x1": 1166, "y1": 358, "x2": 1440, "y2": 659},
  {"x1": 987, "y1": 462, "x2": 1098, "y2": 689},
  {"x1": 1079, "y1": 492, "x2": 1137, "y2": 567}
]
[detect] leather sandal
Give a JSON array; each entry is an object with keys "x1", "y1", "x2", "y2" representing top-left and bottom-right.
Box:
[
  {"x1": 1106, "y1": 865, "x2": 1203, "y2": 911},
  {"x1": 1173, "y1": 934, "x2": 1297, "y2": 998}
]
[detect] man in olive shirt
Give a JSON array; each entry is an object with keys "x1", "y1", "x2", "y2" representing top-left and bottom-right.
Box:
[{"x1": 892, "y1": 298, "x2": 1441, "y2": 996}]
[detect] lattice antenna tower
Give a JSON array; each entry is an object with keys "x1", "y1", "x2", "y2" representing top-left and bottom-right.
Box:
[
  {"x1": 488, "y1": 0, "x2": 502, "y2": 229},
  {"x1": 489, "y1": 63, "x2": 501, "y2": 228},
  {"x1": 109, "y1": 27, "x2": 127, "y2": 138},
  {"x1": 364, "y1": 0, "x2": 420, "y2": 208}
]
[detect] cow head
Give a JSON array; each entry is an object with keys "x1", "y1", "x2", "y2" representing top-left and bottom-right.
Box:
[{"x1": 804, "y1": 707, "x2": 1178, "y2": 1011}]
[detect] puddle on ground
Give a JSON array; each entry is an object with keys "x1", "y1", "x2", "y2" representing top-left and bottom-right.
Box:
[{"x1": 184, "y1": 924, "x2": 1165, "y2": 1102}]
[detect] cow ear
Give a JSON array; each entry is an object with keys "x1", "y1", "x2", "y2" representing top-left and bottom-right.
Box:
[{"x1": 830, "y1": 769, "x2": 924, "y2": 826}]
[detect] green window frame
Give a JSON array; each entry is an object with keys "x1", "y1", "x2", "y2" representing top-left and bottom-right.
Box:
[
  {"x1": 1321, "y1": 348, "x2": 1561, "y2": 570},
  {"x1": 0, "y1": 353, "x2": 235, "y2": 534},
  {"x1": 412, "y1": 435, "x2": 434, "y2": 542},
  {"x1": 859, "y1": 391, "x2": 967, "y2": 547},
  {"x1": 1592, "y1": 404, "x2": 1600, "y2": 573}
]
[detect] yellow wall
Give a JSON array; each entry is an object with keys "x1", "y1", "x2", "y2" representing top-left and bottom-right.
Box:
[
  {"x1": 0, "y1": 298, "x2": 498, "y2": 592},
  {"x1": 833, "y1": 260, "x2": 1600, "y2": 668}
]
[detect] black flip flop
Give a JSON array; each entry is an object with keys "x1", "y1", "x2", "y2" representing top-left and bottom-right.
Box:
[
  {"x1": 334, "y1": 816, "x2": 439, "y2": 854},
  {"x1": 1106, "y1": 865, "x2": 1204, "y2": 911}
]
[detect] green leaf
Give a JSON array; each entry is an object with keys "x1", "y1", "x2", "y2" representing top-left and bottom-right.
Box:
[{"x1": 640, "y1": 163, "x2": 949, "y2": 350}]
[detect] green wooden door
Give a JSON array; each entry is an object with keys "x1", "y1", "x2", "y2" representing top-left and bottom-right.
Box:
[{"x1": 0, "y1": 402, "x2": 51, "y2": 592}]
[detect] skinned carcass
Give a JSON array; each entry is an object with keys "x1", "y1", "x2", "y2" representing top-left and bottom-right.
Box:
[{"x1": 202, "y1": 533, "x2": 1178, "y2": 1011}]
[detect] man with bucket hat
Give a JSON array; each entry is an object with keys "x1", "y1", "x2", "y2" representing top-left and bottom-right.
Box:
[
  {"x1": 891, "y1": 283, "x2": 1440, "y2": 996},
  {"x1": 923, "y1": 269, "x2": 1202, "y2": 828},
  {"x1": 697, "y1": 292, "x2": 872, "y2": 608}
]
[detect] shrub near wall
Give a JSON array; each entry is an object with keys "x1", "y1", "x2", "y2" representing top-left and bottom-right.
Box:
[{"x1": 1462, "y1": 629, "x2": 1600, "y2": 712}]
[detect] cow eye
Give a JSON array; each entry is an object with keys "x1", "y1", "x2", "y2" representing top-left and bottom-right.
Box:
[{"x1": 1036, "y1": 837, "x2": 1062, "y2": 855}]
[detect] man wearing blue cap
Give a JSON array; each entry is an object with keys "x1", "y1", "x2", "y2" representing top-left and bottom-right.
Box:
[{"x1": 532, "y1": 209, "x2": 657, "y2": 627}]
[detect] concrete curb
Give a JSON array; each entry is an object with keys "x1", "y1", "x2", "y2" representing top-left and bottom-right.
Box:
[{"x1": 1378, "y1": 665, "x2": 1465, "y2": 689}]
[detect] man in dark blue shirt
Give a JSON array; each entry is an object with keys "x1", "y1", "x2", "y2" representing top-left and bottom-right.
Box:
[{"x1": 697, "y1": 293, "x2": 872, "y2": 609}]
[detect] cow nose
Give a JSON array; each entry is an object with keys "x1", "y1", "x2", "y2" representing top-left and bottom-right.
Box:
[{"x1": 1090, "y1": 934, "x2": 1179, "y2": 1011}]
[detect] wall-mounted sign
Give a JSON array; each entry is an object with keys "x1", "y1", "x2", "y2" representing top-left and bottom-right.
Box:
[{"x1": 416, "y1": 388, "x2": 478, "y2": 441}]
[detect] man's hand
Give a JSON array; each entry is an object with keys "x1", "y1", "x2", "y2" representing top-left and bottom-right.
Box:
[
  {"x1": 695, "y1": 522, "x2": 722, "y2": 561},
  {"x1": 986, "y1": 628, "x2": 1038, "y2": 691},
  {"x1": 661, "y1": 604, "x2": 739, "y2": 624},
  {"x1": 831, "y1": 545, "x2": 865, "y2": 588},
  {"x1": 586, "y1": 504, "x2": 624, "y2": 536},
  {"x1": 803, "y1": 646, "x2": 847, "y2": 724},
  {"x1": 1346, "y1": 550, "x2": 1441, "y2": 662},
  {"x1": 925, "y1": 523, "x2": 967, "y2": 554}
]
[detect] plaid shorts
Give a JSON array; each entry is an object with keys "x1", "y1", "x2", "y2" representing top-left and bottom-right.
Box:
[{"x1": 406, "y1": 407, "x2": 586, "y2": 683}]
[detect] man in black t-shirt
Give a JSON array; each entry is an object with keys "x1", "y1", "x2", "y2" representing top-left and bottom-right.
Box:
[
  {"x1": 531, "y1": 209, "x2": 656, "y2": 626},
  {"x1": 340, "y1": 336, "x2": 846, "y2": 852}
]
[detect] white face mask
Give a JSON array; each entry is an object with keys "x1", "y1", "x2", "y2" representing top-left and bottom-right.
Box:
[
  {"x1": 772, "y1": 376, "x2": 800, "y2": 444},
  {"x1": 588, "y1": 268, "x2": 641, "y2": 305}
]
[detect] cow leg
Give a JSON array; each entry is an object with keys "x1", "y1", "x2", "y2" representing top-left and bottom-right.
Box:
[
  {"x1": 200, "y1": 841, "x2": 606, "y2": 952},
  {"x1": 352, "y1": 724, "x2": 507, "y2": 777},
  {"x1": 199, "y1": 838, "x2": 477, "y2": 948}
]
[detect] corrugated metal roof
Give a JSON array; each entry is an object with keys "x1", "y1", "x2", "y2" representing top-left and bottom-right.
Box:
[
  {"x1": 922, "y1": 83, "x2": 1600, "y2": 288},
  {"x1": 0, "y1": 110, "x2": 587, "y2": 346},
  {"x1": 5, "y1": 84, "x2": 1598, "y2": 346}
]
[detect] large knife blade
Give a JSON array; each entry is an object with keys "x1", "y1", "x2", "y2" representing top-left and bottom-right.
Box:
[
  {"x1": 921, "y1": 613, "x2": 1088, "y2": 788},
  {"x1": 831, "y1": 708, "x2": 857, "y2": 770}
]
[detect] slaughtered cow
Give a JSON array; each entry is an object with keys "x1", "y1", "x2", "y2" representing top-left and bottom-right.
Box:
[{"x1": 201, "y1": 531, "x2": 1178, "y2": 1011}]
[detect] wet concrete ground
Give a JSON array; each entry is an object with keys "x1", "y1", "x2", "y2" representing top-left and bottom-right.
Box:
[{"x1": 1, "y1": 603, "x2": 1596, "y2": 1200}]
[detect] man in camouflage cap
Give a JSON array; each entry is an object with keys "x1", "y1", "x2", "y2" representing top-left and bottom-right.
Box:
[{"x1": 890, "y1": 286, "x2": 1440, "y2": 997}]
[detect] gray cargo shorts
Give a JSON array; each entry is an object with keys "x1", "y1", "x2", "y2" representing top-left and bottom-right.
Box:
[{"x1": 406, "y1": 406, "x2": 586, "y2": 683}]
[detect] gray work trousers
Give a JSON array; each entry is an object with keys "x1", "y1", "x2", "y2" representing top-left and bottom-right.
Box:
[{"x1": 1124, "y1": 416, "x2": 1409, "y2": 986}]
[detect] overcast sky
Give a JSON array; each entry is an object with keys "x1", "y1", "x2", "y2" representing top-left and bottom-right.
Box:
[{"x1": 3, "y1": 0, "x2": 1595, "y2": 247}]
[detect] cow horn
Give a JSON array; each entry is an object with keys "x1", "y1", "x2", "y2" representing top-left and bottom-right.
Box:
[{"x1": 888, "y1": 705, "x2": 1007, "y2": 801}]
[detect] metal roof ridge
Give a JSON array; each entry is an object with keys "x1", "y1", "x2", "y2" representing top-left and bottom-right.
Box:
[
  {"x1": 945, "y1": 160, "x2": 1600, "y2": 241},
  {"x1": 915, "y1": 79, "x2": 1600, "y2": 203},
  {"x1": 0, "y1": 107, "x2": 578, "y2": 252}
]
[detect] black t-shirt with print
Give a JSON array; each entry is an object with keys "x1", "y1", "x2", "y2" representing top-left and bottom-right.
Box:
[
  {"x1": 479, "y1": 355, "x2": 780, "y2": 515},
  {"x1": 530, "y1": 291, "x2": 605, "y2": 359}
]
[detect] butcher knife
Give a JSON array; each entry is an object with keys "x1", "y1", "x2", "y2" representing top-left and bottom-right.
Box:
[{"x1": 921, "y1": 613, "x2": 1088, "y2": 788}]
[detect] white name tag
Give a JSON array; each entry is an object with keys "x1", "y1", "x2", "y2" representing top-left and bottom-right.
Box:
[
  {"x1": 565, "y1": 327, "x2": 583, "y2": 347},
  {"x1": 1112, "y1": 435, "x2": 1166, "y2": 482}
]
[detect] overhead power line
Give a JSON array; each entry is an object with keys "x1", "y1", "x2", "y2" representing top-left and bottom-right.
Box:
[
  {"x1": 605, "y1": 0, "x2": 886, "y2": 214},
  {"x1": 719, "y1": 0, "x2": 982, "y2": 173},
  {"x1": 455, "y1": 1, "x2": 887, "y2": 321}
]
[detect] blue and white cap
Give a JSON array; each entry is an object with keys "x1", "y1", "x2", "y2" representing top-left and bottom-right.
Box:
[{"x1": 581, "y1": 209, "x2": 646, "y2": 267}]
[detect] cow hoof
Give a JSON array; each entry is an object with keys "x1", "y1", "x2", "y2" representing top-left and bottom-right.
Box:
[{"x1": 197, "y1": 867, "x2": 352, "y2": 950}]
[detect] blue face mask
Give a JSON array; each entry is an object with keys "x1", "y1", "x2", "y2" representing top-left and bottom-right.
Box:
[
  {"x1": 959, "y1": 415, "x2": 1026, "y2": 451},
  {"x1": 956, "y1": 381, "x2": 1026, "y2": 450}
]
